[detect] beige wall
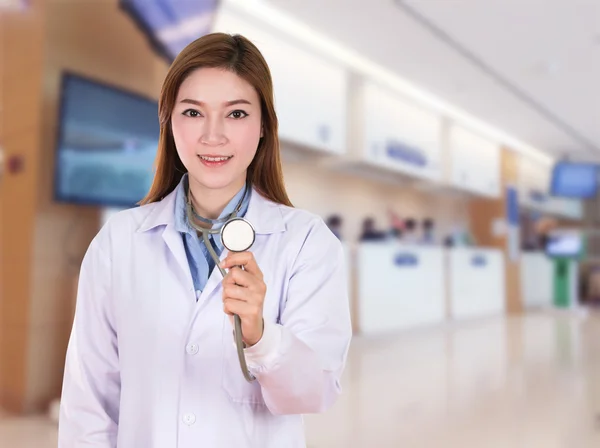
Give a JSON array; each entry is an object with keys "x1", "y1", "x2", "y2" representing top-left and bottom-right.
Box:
[
  {"x1": 282, "y1": 156, "x2": 470, "y2": 243},
  {"x1": 0, "y1": 0, "x2": 45, "y2": 413}
]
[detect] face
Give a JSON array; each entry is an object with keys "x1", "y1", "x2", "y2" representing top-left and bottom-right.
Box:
[{"x1": 171, "y1": 67, "x2": 263, "y2": 193}]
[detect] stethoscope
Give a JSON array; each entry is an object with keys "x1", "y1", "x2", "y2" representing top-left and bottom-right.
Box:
[{"x1": 186, "y1": 184, "x2": 257, "y2": 383}]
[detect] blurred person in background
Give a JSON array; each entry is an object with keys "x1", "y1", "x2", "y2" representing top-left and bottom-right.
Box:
[
  {"x1": 390, "y1": 227, "x2": 403, "y2": 239},
  {"x1": 443, "y1": 235, "x2": 455, "y2": 248},
  {"x1": 360, "y1": 217, "x2": 387, "y2": 242},
  {"x1": 402, "y1": 217, "x2": 419, "y2": 244},
  {"x1": 388, "y1": 207, "x2": 404, "y2": 240},
  {"x1": 326, "y1": 214, "x2": 343, "y2": 240},
  {"x1": 421, "y1": 218, "x2": 436, "y2": 245},
  {"x1": 535, "y1": 216, "x2": 557, "y2": 250},
  {"x1": 58, "y1": 32, "x2": 352, "y2": 448}
]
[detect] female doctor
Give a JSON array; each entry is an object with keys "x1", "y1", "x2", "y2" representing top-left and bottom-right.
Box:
[{"x1": 58, "y1": 32, "x2": 352, "y2": 447}]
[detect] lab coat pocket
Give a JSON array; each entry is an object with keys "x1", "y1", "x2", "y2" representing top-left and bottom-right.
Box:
[{"x1": 221, "y1": 316, "x2": 267, "y2": 407}]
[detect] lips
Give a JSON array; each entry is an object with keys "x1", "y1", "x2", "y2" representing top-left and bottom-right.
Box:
[{"x1": 197, "y1": 154, "x2": 233, "y2": 167}]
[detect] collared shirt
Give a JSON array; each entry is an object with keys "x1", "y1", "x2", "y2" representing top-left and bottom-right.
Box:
[{"x1": 173, "y1": 174, "x2": 251, "y2": 298}]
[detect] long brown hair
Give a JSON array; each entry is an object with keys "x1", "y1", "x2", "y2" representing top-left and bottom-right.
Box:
[{"x1": 140, "y1": 32, "x2": 293, "y2": 207}]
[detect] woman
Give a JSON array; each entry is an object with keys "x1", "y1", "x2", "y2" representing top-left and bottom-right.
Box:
[{"x1": 58, "y1": 33, "x2": 352, "y2": 447}]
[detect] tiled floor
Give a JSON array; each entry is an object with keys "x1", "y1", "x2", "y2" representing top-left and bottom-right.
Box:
[{"x1": 3, "y1": 309, "x2": 600, "y2": 447}]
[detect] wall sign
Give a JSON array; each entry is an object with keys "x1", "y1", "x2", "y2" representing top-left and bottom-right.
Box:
[
  {"x1": 394, "y1": 253, "x2": 419, "y2": 267},
  {"x1": 506, "y1": 185, "x2": 520, "y2": 262},
  {"x1": 385, "y1": 140, "x2": 427, "y2": 167},
  {"x1": 471, "y1": 255, "x2": 487, "y2": 267}
]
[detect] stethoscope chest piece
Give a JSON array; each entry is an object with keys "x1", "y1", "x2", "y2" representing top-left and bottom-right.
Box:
[{"x1": 220, "y1": 218, "x2": 256, "y2": 253}]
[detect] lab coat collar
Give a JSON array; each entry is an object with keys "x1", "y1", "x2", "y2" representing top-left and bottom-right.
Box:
[{"x1": 137, "y1": 182, "x2": 287, "y2": 235}]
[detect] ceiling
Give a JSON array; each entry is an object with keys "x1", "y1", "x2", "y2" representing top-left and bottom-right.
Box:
[{"x1": 263, "y1": 0, "x2": 600, "y2": 161}]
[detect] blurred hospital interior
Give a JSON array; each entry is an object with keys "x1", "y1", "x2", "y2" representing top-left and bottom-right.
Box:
[{"x1": 3, "y1": 0, "x2": 600, "y2": 446}]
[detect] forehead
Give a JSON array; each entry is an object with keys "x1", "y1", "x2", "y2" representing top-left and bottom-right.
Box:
[{"x1": 177, "y1": 67, "x2": 259, "y2": 103}]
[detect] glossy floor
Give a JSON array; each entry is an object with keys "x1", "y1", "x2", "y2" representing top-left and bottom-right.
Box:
[{"x1": 2, "y1": 309, "x2": 600, "y2": 447}]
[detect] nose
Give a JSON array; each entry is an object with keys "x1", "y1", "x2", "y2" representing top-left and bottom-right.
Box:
[{"x1": 199, "y1": 115, "x2": 227, "y2": 146}]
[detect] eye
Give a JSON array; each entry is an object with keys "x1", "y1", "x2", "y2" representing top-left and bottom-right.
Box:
[
  {"x1": 183, "y1": 109, "x2": 202, "y2": 118},
  {"x1": 228, "y1": 110, "x2": 248, "y2": 119}
]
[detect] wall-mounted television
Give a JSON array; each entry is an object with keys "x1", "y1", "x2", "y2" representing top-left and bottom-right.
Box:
[
  {"x1": 53, "y1": 72, "x2": 160, "y2": 208},
  {"x1": 119, "y1": 0, "x2": 221, "y2": 63},
  {"x1": 550, "y1": 161, "x2": 599, "y2": 199}
]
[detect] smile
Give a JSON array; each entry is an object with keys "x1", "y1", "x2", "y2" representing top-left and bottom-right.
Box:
[
  {"x1": 198, "y1": 155, "x2": 232, "y2": 162},
  {"x1": 197, "y1": 155, "x2": 233, "y2": 167}
]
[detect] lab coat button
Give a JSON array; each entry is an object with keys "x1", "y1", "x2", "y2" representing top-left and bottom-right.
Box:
[
  {"x1": 183, "y1": 413, "x2": 196, "y2": 426},
  {"x1": 186, "y1": 343, "x2": 199, "y2": 355}
]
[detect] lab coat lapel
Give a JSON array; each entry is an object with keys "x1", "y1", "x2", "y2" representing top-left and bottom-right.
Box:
[
  {"x1": 137, "y1": 187, "x2": 194, "y2": 291},
  {"x1": 162, "y1": 225, "x2": 194, "y2": 291},
  {"x1": 198, "y1": 250, "x2": 228, "y2": 302}
]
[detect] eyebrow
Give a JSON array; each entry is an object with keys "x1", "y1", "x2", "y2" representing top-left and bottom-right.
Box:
[{"x1": 179, "y1": 98, "x2": 252, "y2": 107}]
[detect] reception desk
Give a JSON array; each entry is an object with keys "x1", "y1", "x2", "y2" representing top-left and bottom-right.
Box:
[
  {"x1": 356, "y1": 243, "x2": 445, "y2": 335},
  {"x1": 520, "y1": 252, "x2": 553, "y2": 309},
  {"x1": 448, "y1": 248, "x2": 505, "y2": 320}
]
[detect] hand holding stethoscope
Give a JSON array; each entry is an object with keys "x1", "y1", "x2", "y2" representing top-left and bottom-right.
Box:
[{"x1": 220, "y1": 245, "x2": 267, "y2": 348}]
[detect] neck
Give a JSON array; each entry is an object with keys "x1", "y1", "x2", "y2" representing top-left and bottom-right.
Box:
[{"x1": 188, "y1": 176, "x2": 246, "y2": 222}]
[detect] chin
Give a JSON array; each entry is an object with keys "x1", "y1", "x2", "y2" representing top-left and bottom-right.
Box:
[{"x1": 189, "y1": 171, "x2": 246, "y2": 191}]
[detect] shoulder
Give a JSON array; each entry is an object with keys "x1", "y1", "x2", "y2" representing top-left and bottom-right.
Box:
[
  {"x1": 269, "y1": 201, "x2": 342, "y2": 260},
  {"x1": 90, "y1": 201, "x2": 166, "y2": 256},
  {"x1": 279, "y1": 204, "x2": 329, "y2": 237}
]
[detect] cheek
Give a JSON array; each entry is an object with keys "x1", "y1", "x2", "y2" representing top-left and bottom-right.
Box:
[
  {"x1": 171, "y1": 118, "x2": 198, "y2": 158},
  {"x1": 229, "y1": 122, "x2": 262, "y2": 159}
]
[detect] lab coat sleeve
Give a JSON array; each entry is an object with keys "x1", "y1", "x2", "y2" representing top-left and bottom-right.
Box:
[
  {"x1": 244, "y1": 219, "x2": 352, "y2": 415},
  {"x1": 58, "y1": 237, "x2": 120, "y2": 447}
]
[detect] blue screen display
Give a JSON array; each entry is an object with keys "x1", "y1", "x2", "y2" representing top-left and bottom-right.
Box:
[
  {"x1": 120, "y1": 0, "x2": 220, "y2": 62},
  {"x1": 550, "y1": 162, "x2": 599, "y2": 199},
  {"x1": 53, "y1": 73, "x2": 160, "y2": 208},
  {"x1": 545, "y1": 233, "x2": 583, "y2": 259}
]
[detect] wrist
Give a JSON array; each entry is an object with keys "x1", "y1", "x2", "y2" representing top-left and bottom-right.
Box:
[{"x1": 243, "y1": 318, "x2": 264, "y2": 347}]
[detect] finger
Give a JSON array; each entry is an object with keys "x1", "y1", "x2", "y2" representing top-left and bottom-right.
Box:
[
  {"x1": 222, "y1": 284, "x2": 250, "y2": 302},
  {"x1": 222, "y1": 267, "x2": 253, "y2": 287},
  {"x1": 225, "y1": 272, "x2": 266, "y2": 298},
  {"x1": 224, "y1": 267, "x2": 265, "y2": 292},
  {"x1": 223, "y1": 298, "x2": 257, "y2": 318},
  {"x1": 221, "y1": 251, "x2": 253, "y2": 267},
  {"x1": 223, "y1": 280, "x2": 265, "y2": 305},
  {"x1": 221, "y1": 252, "x2": 263, "y2": 280}
]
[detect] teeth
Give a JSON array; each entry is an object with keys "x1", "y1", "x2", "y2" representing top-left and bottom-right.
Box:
[{"x1": 200, "y1": 156, "x2": 231, "y2": 162}]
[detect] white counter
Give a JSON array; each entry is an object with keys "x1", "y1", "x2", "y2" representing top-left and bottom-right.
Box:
[
  {"x1": 356, "y1": 243, "x2": 445, "y2": 335},
  {"x1": 520, "y1": 252, "x2": 554, "y2": 309},
  {"x1": 448, "y1": 248, "x2": 505, "y2": 320}
]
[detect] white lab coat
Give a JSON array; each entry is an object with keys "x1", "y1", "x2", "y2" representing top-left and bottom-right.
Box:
[{"x1": 58, "y1": 186, "x2": 352, "y2": 448}]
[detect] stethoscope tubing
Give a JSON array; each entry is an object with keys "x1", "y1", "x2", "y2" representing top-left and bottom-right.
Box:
[{"x1": 201, "y1": 228, "x2": 256, "y2": 383}]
